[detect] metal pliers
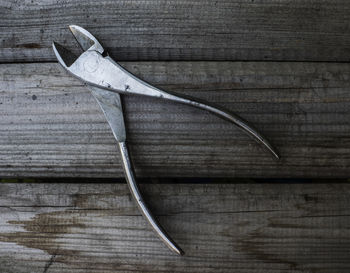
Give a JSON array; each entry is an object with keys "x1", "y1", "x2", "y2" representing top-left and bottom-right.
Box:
[{"x1": 52, "y1": 25, "x2": 279, "y2": 255}]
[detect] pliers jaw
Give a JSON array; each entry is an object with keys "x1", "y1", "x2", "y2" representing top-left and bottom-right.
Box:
[
  {"x1": 52, "y1": 41, "x2": 77, "y2": 68},
  {"x1": 68, "y1": 25, "x2": 105, "y2": 54},
  {"x1": 52, "y1": 25, "x2": 105, "y2": 69}
]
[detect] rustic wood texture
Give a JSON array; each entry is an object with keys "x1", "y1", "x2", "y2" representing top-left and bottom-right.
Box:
[
  {"x1": 1, "y1": 61, "x2": 350, "y2": 178},
  {"x1": 1, "y1": 1, "x2": 349, "y2": 271},
  {"x1": 1, "y1": 0, "x2": 350, "y2": 62},
  {"x1": 0, "y1": 182, "x2": 349, "y2": 273}
]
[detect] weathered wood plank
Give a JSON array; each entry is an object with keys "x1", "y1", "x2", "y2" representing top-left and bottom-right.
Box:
[
  {"x1": 1, "y1": 0, "x2": 350, "y2": 62},
  {"x1": 0, "y1": 182, "x2": 349, "y2": 273},
  {"x1": 1, "y1": 61, "x2": 350, "y2": 178}
]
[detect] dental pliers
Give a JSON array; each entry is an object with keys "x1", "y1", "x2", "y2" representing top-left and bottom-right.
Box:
[{"x1": 52, "y1": 25, "x2": 279, "y2": 255}]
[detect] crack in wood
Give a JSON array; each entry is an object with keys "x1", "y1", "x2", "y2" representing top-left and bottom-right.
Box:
[{"x1": 43, "y1": 253, "x2": 56, "y2": 273}]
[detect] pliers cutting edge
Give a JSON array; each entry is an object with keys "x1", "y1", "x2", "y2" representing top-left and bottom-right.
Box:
[{"x1": 52, "y1": 25, "x2": 280, "y2": 255}]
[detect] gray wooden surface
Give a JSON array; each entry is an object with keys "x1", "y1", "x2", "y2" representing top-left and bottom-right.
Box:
[
  {"x1": 1, "y1": 61, "x2": 350, "y2": 178},
  {"x1": 1, "y1": 0, "x2": 350, "y2": 62},
  {"x1": 0, "y1": 182, "x2": 349, "y2": 273},
  {"x1": 1, "y1": 0, "x2": 350, "y2": 271}
]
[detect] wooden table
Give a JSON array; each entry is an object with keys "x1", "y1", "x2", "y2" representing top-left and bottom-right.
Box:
[{"x1": 0, "y1": 1, "x2": 349, "y2": 272}]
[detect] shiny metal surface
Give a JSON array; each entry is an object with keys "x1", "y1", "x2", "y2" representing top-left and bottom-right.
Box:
[
  {"x1": 89, "y1": 86, "x2": 126, "y2": 143},
  {"x1": 89, "y1": 85, "x2": 183, "y2": 254},
  {"x1": 52, "y1": 25, "x2": 281, "y2": 255},
  {"x1": 118, "y1": 141, "x2": 184, "y2": 255},
  {"x1": 69, "y1": 25, "x2": 104, "y2": 54}
]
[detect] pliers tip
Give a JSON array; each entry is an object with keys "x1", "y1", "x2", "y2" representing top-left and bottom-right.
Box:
[
  {"x1": 52, "y1": 41, "x2": 73, "y2": 68},
  {"x1": 68, "y1": 25, "x2": 104, "y2": 54}
]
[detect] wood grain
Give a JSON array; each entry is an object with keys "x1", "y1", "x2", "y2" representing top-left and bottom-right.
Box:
[
  {"x1": 1, "y1": 61, "x2": 350, "y2": 178},
  {"x1": 0, "y1": 182, "x2": 349, "y2": 273},
  {"x1": 1, "y1": 0, "x2": 350, "y2": 62}
]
